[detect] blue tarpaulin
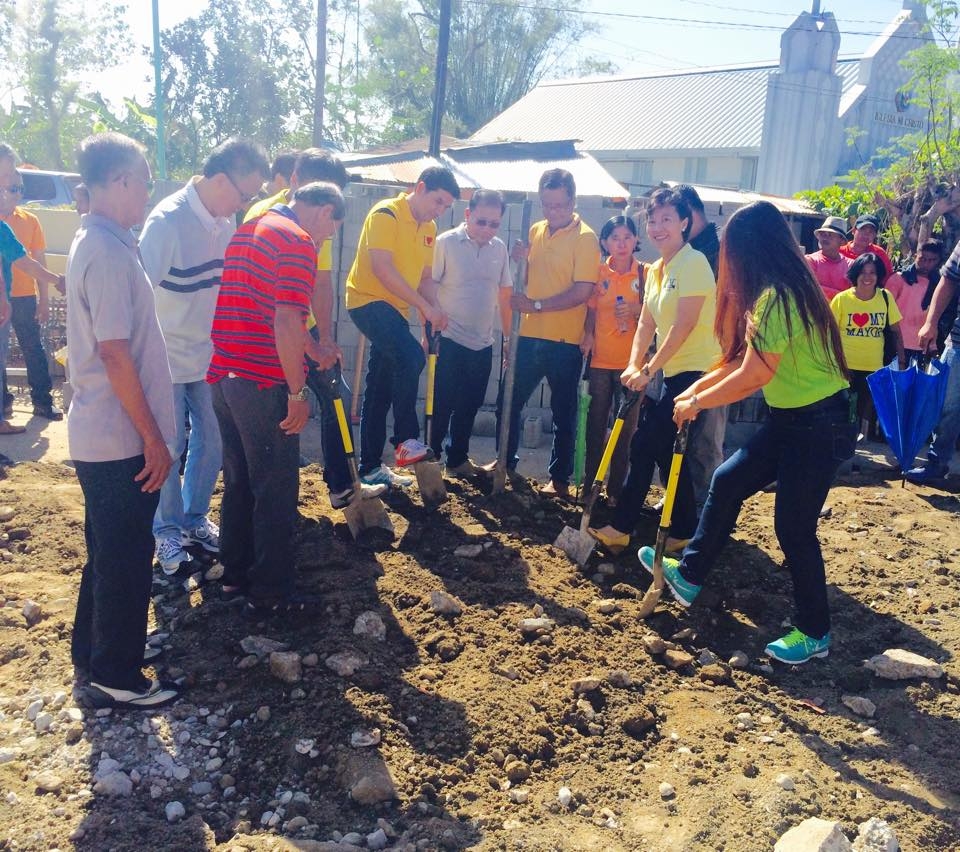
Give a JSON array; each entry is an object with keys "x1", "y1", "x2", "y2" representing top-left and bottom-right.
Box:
[{"x1": 867, "y1": 358, "x2": 951, "y2": 479}]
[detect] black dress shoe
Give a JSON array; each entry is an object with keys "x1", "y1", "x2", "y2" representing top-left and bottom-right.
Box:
[{"x1": 32, "y1": 404, "x2": 64, "y2": 421}]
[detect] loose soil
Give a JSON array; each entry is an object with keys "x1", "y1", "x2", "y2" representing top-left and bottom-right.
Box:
[{"x1": 0, "y1": 455, "x2": 958, "y2": 851}]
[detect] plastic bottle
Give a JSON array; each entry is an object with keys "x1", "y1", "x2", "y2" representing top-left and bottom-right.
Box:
[{"x1": 615, "y1": 295, "x2": 630, "y2": 334}]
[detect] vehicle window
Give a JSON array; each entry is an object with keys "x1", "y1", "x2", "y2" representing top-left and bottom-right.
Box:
[{"x1": 21, "y1": 173, "x2": 57, "y2": 202}]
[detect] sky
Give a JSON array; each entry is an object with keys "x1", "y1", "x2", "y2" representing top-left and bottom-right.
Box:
[{"x1": 101, "y1": 0, "x2": 908, "y2": 106}]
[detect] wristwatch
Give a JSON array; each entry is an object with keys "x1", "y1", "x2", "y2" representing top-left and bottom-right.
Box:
[
  {"x1": 640, "y1": 364, "x2": 651, "y2": 377},
  {"x1": 689, "y1": 394, "x2": 701, "y2": 411},
  {"x1": 533, "y1": 300, "x2": 543, "y2": 312},
  {"x1": 288, "y1": 386, "x2": 308, "y2": 402}
]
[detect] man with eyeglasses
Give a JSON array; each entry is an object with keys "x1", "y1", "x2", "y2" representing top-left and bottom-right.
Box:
[
  {"x1": 139, "y1": 138, "x2": 269, "y2": 577},
  {"x1": 0, "y1": 143, "x2": 66, "y2": 422},
  {"x1": 493, "y1": 168, "x2": 600, "y2": 500},
  {"x1": 419, "y1": 189, "x2": 512, "y2": 476}
]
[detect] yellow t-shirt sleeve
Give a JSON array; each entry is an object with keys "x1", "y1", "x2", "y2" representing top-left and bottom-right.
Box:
[
  {"x1": 366, "y1": 207, "x2": 399, "y2": 253},
  {"x1": 316, "y1": 238, "x2": 332, "y2": 272},
  {"x1": 572, "y1": 232, "x2": 601, "y2": 283}
]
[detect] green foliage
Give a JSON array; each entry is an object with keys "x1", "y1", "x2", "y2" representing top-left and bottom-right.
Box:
[{"x1": 796, "y1": 184, "x2": 873, "y2": 220}]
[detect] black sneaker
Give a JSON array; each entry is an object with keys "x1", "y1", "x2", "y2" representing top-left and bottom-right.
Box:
[
  {"x1": 32, "y1": 404, "x2": 64, "y2": 421},
  {"x1": 80, "y1": 678, "x2": 180, "y2": 710}
]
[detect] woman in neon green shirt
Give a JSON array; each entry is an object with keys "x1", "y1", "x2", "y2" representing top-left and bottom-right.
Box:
[{"x1": 637, "y1": 201, "x2": 856, "y2": 666}]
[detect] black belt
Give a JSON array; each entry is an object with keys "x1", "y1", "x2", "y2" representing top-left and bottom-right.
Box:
[{"x1": 769, "y1": 389, "x2": 849, "y2": 418}]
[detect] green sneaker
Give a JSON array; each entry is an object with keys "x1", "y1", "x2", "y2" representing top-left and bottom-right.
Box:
[
  {"x1": 637, "y1": 546, "x2": 701, "y2": 608},
  {"x1": 764, "y1": 628, "x2": 830, "y2": 664}
]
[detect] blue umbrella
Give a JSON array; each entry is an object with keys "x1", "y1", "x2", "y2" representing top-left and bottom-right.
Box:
[{"x1": 867, "y1": 357, "x2": 951, "y2": 481}]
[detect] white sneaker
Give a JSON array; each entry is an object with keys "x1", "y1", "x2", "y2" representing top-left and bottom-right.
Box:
[
  {"x1": 360, "y1": 465, "x2": 414, "y2": 488},
  {"x1": 182, "y1": 517, "x2": 219, "y2": 554},
  {"x1": 330, "y1": 482, "x2": 388, "y2": 509},
  {"x1": 156, "y1": 536, "x2": 193, "y2": 576},
  {"x1": 395, "y1": 438, "x2": 434, "y2": 467}
]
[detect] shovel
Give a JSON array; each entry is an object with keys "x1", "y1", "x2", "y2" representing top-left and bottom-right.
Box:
[
  {"x1": 321, "y1": 365, "x2": 394, "y2": 539},
  {"x1": 492, "y1": 199, "x2": 533, "y2": 495},
  {"x1": 637, "y1": 422, "x2": 690, "y2": 618},
  {"x1": 554, "y1": 391, "x2": 641, "y2": 566},
  {"x1": 413, "y1": 329, "x2": 447, "y2": 507},
  {"x1": 572, "y1": 354, "x2": 591, "y2": 501}
]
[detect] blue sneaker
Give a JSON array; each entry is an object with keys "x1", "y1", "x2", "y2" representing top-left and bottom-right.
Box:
[
  {"x1": 360, "y1": 465, "x2": 413, "y2": 488},
  {"x1": 637, "y1": 545, "x2": 701, "y2": 608},
  {"x1": 905, "y1": 463, "x2": 948, "y2": 485},
  {"x1": 764, "y1": 628, "x2": 830, "y2": 664}
]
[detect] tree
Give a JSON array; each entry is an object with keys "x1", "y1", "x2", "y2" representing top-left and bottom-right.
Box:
[
  {"x1": 362, "y1": 0, "x2": 615, "y2": 141},
  {"x1": 0, "y1": 0, "x2": 130, "y2": 168}
]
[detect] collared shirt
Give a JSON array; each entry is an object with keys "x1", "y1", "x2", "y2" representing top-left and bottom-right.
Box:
[
  {"x1": 839, "y1": 241, "x2": 894, "y2": 278},
  {"x1": 139, "y1": 178, "x2": 236, "y2": 383},
  {"x1": 346, "y1": 192, "x2": 435, "y2": 313},
  {"x1": 66, "y1": 213, "x2": 175, "y2": 462},
  {"x1": 520, "y1": 213, "x2": 600, "y2": 345},
  {"x1": 588, "y1": 256, "x2": 643, "y2": 369},
  {"x1": 2, "y1": 207, "x2": 45, "y2": 298},
  {"x1": 806, "y1": 251, "x2": 852, "y2": 302},
  {"x1": 208, "y1": 206, "x2": 316, "y2": 388},
  {"x1": 644, "y1": 242, "x2": 719, "y2": 377},
  {"x1": 885, "y1": 272, "x2": 928, "y2": 350},
  {"x1": 432, "y1": 222, "x2": 511, "y2": 350},
  {"x1": 0, "y1": 221, "x2": 25, "y2": 297}
]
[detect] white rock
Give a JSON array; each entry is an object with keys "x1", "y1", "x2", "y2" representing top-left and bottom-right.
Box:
[
  {"x1": 367, "y1": 828, "x2": 389, "y2": 849},
  {"x1": 172, "y1": 765, "x2": 190, "y2": 781},
  {"x1": 659, "y1": 782, "x2": 675, "y2": 799},
  {"x1": 0, "y1": 749, "x2": 18, "y2": 764},
  {"x1": 341, "y1": 833, "x2": 363, "y2": 845},
  {"x1": 508, "y1": 786, "x2": 530, "y2": 803},
  {"x1": 239, "y1": 635, "x2": 288, "y2": 657},
  {"x1": 841, "y1": 695, "x2": 877, "y2": 718},
  {"x1": 698, "y1": 649, "x2": 720, "y2": 665},
  {"x1": 557, "y1": 786, "x2": 573, "y2": 808},
  {"x1": 25, "y1": 698, "x2": 44, "y2": 721},
  {"x1": 325, "y1": 650, "x2": 367, "y2": 676},
  {"x1": 774, "y1": 818, "x2": 853, "y2": 852},
  {"x1": 852, "y1": 817, "x2": 899, "y2": 852},
  {"x1": 776, "y1": 773, "x2": 795, "y2": 791},
  {"x1": 165, "y1": 801, "x2": 186, "y2": 823},
  {"x1": 350, "y1": 728, "x2": 381, "y2": 748},
  {"x1": 34, "y1": 713, "x2": 54, "y2": 733},
  {"x1": 49, "y1": 691, "x2": 67, "y2": 710},
  {"x1": 430, "y1": 591, "x2": 463, "y2": 616},
  {"x1": 0, "y1": 505, "x2": 15, "y2": 522},
  {"x1": 728, "y1": 650, "x2": 749, "y2": 669},
  {"x1": 596, "y1": 599, "x2": 619, "y2": 614},
  {"x1": 453, "y1": 543, "x2": 483, "y2": 558},
  {"x1": 518, "y1": 617, "x2": 555, "y2": 635},
  {"x1": 22, "y1": 600, "x2": 42, "y2": 626},
  {"x1": 93, "y1": 771, "x2": 133, "y2": 797},
  {"x1": 353, "y1": 611, "x2": 387, "y2": 641},
  {"x1": 864, "y1": 649, "x2": 944, "y2": 680},
  {"x1": 94, "y1": 758, "x2": 121, "y2": 780}
]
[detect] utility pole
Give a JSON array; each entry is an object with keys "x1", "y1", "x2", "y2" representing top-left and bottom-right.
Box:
[
  {"x1": 428, "y1": 0, "x2": 451, "y2": 157},
  {"x1": 313, "y1": 0, "x2": 327, "y2": 146},
  {"x1": 151, "y1": 0, "x2": 167, "y2": 178}
]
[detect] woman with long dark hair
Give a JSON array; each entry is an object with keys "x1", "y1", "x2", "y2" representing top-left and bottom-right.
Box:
[
  {"x1": 638, "y1": 201, "x2": 856, "y2": 665},
  {"x1": 588, "y1": 188, "x2": 718, "y2": 553}
]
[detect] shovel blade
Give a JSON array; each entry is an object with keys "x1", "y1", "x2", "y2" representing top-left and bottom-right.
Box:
[
  {"x1": 413, "y1": 460, "x2": 448, "y2": 507},
  {"x1": 490, "y1": 463, "x2": 507, "y2": 494},
  {"x1": 343, "y1": 497, "x2": 394, "y2": 540},
  {"x1": 637, "y1": 529, "x2": 667, "y2": 618},
  {"x1": 554, "y1": 524, "x2": 596, "y2": 566}
]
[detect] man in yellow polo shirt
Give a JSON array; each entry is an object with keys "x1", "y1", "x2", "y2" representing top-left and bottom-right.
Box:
[
  {"x1": 498, "y1": 168, "x2": 600, "y2": 499},
  {"x1": 346, "y1": 166, "x2": 459, "y2": 487}
]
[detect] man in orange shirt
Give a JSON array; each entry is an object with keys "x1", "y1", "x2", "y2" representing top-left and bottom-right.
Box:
[
  {"x1": 839, "y1": 214, "x2": 893, "y2": 279},
  {"x1": 0, "y1": 144, "x2": 62, "y2": 420}
]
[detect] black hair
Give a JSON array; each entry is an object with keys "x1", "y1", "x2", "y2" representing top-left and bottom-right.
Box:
[
  {"x1": 418, "y1": 166, "x2": 460, "y2": 199},
  {"x1": 293, "y1": 181, "x2": 346, "y2": 220},
  {"x1": 469, "y1": 189, "x2": 505, "y2": 213},
  {"x1": 600, "y1": 214, "x2": 637, "y2": 243},
  {"x1": 716, "y1": 201, "x2": 848, "y2": 377},
  {"x1": 0, "y1": 143, "x2": 18, "y2": 164},
  {"x1": 293, "y1": 148, "x2": 348, "y2": 190},
  {"x1": 920, "y1": 238, "x2": 944, "y2": 258},
  {"x1": 846, "y1": 252, "x2": 887, "y2": 288},
  {"x1": 76, "y1": 132, "x2": 145, "y2": 187},
  {"x1": 674, "y1": 183, "x2": 705, "y2": 215},
  {"x1": 270, "y1": 151, "x2": 297, "y2": 181},
  {"x1": 647, "y1": 187, "x2": 693, "y2": 241},
  {"x1": 538, "y1": 168, "x2": 575, "y2": 199},
  {"x1": 202, "y1": 138, "x2": 270, "y2": 181}
]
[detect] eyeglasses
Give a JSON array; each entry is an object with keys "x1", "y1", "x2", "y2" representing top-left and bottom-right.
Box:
[
  {"x1": 0, "y1": 185, "x2": 23, "y2": 196},
  {"x1": 225, "y1": 172, "x2": 258, "y2": 205},
  {"x1": 115, "y1": 173, "x2": 155, "y2": 193},
  {"x1": 472, "y1": 218, "x2": 501, "y2": 229}
]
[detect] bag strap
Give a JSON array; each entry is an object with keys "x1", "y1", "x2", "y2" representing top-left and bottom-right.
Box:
[{"x1": 881, "y1": 288, "x2": 890, "y2": 330}]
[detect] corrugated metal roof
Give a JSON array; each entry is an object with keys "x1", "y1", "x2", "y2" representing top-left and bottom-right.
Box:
[
  {"x1": 472, "y1": 58, "x2": 861, "y2": 153},
  {"x1": 340, "y1": 141, "x2": 628, "y2": 199}
]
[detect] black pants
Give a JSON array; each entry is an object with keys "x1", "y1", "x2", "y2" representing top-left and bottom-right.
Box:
[
  {"x1": 4, "y1": 295, "x2": 53, "y2": 408},
  {"x1": 212, "y1": 378, "x2": 300, "y2": 601},
  {"x1": 431, "y1": 336, "x2": 492, "y2": 467},
  {"x1": 304, "y1": 355, "x2": 352, "y2": 494},
  {"x1": 612, "y1": 371, "x2": 702, "y2": 539},
  {"x1": 584, "y1": 367, "x2": 640, "y2": 500},
  {"x1": 72, "y1": 455, "x2": 158, "y2": 691},
  {"x1": 679, "y1": 391, "x2": 856, "y2": 638}
]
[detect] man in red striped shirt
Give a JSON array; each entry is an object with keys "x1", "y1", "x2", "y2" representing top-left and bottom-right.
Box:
[{"x1": 208, "y1": 182, "x2": 344, "y2": 614}]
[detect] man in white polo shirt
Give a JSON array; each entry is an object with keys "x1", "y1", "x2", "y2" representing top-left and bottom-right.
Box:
[{"x1": 421, "y1": 189, "x2": 512, "y2": 476}]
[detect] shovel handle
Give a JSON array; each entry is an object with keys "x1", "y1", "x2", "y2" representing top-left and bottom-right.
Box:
[{"x1": 659, "y1": 422, "x2": 689, "y2": 532}]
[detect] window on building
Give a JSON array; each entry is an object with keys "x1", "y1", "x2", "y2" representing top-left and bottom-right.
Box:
[
  {"x1": 632, "y1": 160, "x2": 654, "y2": 187},
  {"x1": 683, "y1": 157, "x2": 708, "y2": 183},
  {"x1": 740, "y1": 157, "x2": 758, "y2": 191}
]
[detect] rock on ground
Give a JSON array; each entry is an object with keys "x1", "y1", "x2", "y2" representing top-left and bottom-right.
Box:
[
  {"x1": 864, "y1": 648, "x2": 944, "y2": 680},
  {"x1": 852, "y1": 818, "x2": 899, "y2": 852},
  {"x1": 775, "y1": 818, "x2": 852, "y2": 852}
]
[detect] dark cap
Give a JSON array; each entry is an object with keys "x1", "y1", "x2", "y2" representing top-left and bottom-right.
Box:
[{"x1": 855, "y1": 214, "x2": 879, "y2": 231}]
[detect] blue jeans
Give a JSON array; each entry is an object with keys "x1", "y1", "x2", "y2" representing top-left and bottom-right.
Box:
[
  {"x1": 927, "y1": 341, "x2": 960, "y2": 471},
  {"x1": 1, "y1": 296, "x2": 55, "y2": 408},
  {"x1": 678, "y1": 390, "x2": 856, "y2": 639},
  {"x1": 348, "y1": 301, "x2": 426, "y2": 475},
  {"x1": 431, "y1": 336, "x2": 492, "y2": 467},
  {"x1": 496, "y1": 336, "x2": 582, "y2": 484},
  {"x1": 153, "y1": 380, "x2": 223, "y2": 540},
  {"x1": 73, "y1": 455, "x2": 159, "y2": 691},
  {"x1": 688, "y1": 404, "x2": 727, "y2": 509}
]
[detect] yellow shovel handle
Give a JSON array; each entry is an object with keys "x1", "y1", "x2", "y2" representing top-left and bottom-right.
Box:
[
  {"x1": 333, "y1": 398, "x2": 354, "y2": 455},
  {"x1": 660, "y1": 449, "x2": 683, "y2": 529},
  {"x1": 426, "y1": 353, "x2": 437, "y2": 416},
  {"x1": 595, "y1": 418, "x2": 624, "y2": 485}
]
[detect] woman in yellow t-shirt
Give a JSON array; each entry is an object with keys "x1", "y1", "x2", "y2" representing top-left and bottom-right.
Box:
[
  {"x1": 580, "y1": 215, "x2": 644, "y2": 506},
  {"x1": 643, "y1": 201, "x2": 855, "y2": 665},
  {"x1": 829, "y1": 252, "x2": 905, "y2": 430},
  {"x1": 589, "y1": 188, "x2": 718, "y2": 553}
]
